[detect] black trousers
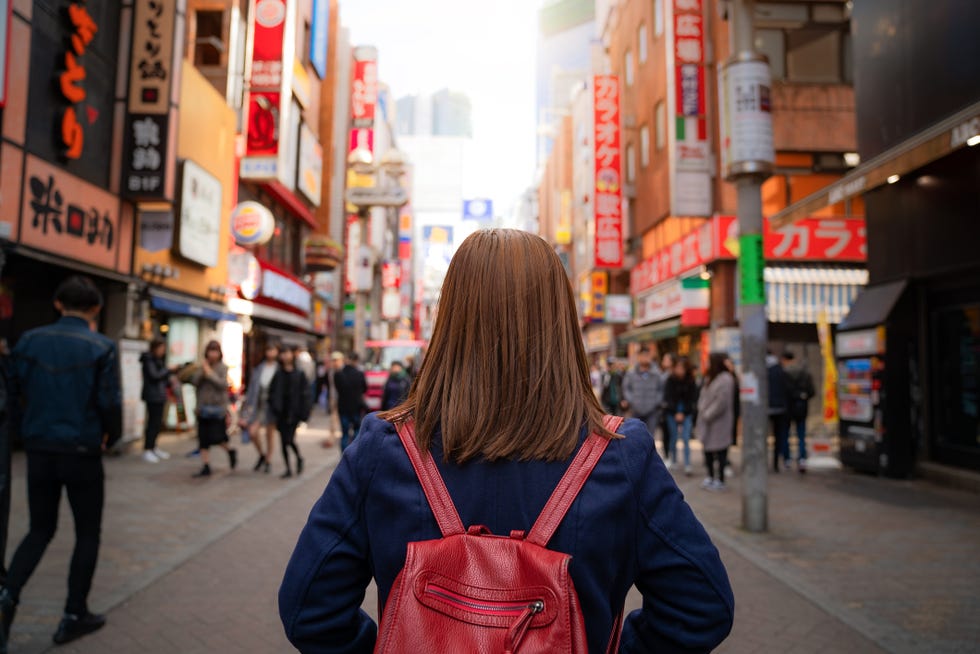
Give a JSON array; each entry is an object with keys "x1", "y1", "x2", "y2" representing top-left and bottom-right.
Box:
[
  {"x1": 6, "y1": 451, "x2": 104, "y2": 615},
  {"x1": 279, "y1": 422, "x2": 301, "y2": 471},
  {"x1": 144, "y1": 401, "x2": 165, "y2": 451}
]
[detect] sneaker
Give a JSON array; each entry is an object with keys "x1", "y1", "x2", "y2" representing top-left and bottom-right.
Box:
[
  {"x1": 710, "y1": 480, "x2": 728, "y2": 492},
  {"x1": 142, "y1": 450, "x2": 160, "y2": 464},
  {"x1": 192, "y1": 464, "x2": 211, "y2": 478},
  {"x1": 700, "y1": 477, "x2": 714, "y2": 489},
  {"x1": 684, "y1": 465, "x2": 693, "y2": 477},
  {"x1": 153, "y1": 448, "x2": 171, "y2": 460},
  {"x1": 52, "y1": 612, "x2": 106, "y2": 645},
  {"x1": 798, "y1": 458, "x2": 808, "y2": 474}
]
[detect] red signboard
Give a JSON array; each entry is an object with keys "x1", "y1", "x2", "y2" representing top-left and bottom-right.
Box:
[
  {"x1": 630, "y1": 215, "x2": 867, "y2": 294},
  {"x1": 382, "y1": 261, "x2": 401, "y2": 289},
  {"x1": 592, "y1": 75, "x2": 623, "y2": 269},
  {"x1": 246, "y1": 0, "x2": 287, "y2": 157},
  {"x1": 350, "y1": 56, "x2": 377, "y2": 129}
]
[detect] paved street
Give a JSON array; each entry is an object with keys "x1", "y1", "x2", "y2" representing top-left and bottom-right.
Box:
[{"x1": 4, "y1": 415, "x2": 978, "y2": 653}]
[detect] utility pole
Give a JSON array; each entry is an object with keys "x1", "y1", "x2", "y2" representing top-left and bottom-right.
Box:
[
  {"x1": 352, "y1": 207, "x2": 370, "y2": 358},
  {"x1": 720, "y1": 0, "x2": 774, "y2": 532}
]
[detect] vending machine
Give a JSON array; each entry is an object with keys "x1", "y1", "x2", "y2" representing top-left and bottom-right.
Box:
[{"x1": 836, "y1": 328, "x2": 886, "y2": 472}]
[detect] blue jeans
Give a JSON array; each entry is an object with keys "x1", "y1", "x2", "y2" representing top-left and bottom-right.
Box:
[
  {"x1": 789, "y1": 414, "x2": 808, "y2": 460},
  {"x1": 771, "y1": 414, "x2": 791, "y2": 468},
  {"x1": 666, "y1": 414, "x2": 693, "y2": 467},
  {"x1": 339, "y1": 413, "x2": 362, "y2": 452}
]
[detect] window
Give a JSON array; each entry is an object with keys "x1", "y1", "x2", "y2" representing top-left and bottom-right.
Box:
[
  {"x1": 638, "y1": 24, "x2": 648, "y2": 63},
  {"x1": 624, "y1": 50, "x2": 634, "y2": 86},
  {"x1": 654, "y1": 0, "x2": 663, "y2": 37},
  {"x1": 655, "y1": 101, "x2": 665, "y2": 150},
  {"x1": 194, "y1": 10, "x2": 225, "y2": 67},
  {"x1": 626, "y1": 143, "x2": 636, "y2": 182},
  {"x1": 640, "y1": 126, "x2": 650, "y2": 167},
  {"x1": 787, "y1": 29, "x2": 841, "y2": 83}
]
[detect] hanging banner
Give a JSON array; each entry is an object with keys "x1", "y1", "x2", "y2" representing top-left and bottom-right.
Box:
[
  {"x1": 592, "y1": 75, "x2": 623, "y2": 269},
  {"x1": 817, "y1": 309, "x2": 839, "y2": 426},
  {"x1": 669, "y1": 0, "x2": 712, "y2": 217},
  {"x1": 350, "y1": 46, "x2": 378, "y2": 129}
]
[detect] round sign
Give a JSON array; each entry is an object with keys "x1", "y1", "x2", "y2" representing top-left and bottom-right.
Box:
[
  {"x1": 230, "y1": 201, "x2": 275, "y2": 246},
  {"x1": 255, "y1": 0, "x2": 286, "y2": 28}
]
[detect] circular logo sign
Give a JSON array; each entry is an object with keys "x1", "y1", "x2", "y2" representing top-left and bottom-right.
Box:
[
  {"x1": 255, "y1": 0, "x2": 286, "y2": 28},
  {"x1": 230, "y1": 201, "x2": 275, "y2": 246}
]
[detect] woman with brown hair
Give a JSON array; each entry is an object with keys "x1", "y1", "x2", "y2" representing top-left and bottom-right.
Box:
[
  {"x1": 279, "y1": 229, "x2": 733, "y2": 652},
  {"x1": 190, "y1": 341, "x2": 237, "y2": 478},
  {"x1": 695, "y1": 353, "x2": 737, "y2": 491}
]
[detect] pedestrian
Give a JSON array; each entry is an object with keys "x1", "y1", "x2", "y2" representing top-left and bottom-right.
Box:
[
  {"x1": 240, "y1": 343, "x2": 279, "y2": 474},
  {"x1": 622, "y1": 346, "x2": 666, "y2": 443},
  {"x1": 696, "y1": 353, "x2": 737, "y2": 491},
  {"x1": 767, "y1": 351, "x2": 792, "y2": 472},
  {"x1": 269, "y1": 347, "x2": 312, "y2": 479},
  {"x1": 664, "y1": 356, "x2": 698, "y2": 475},
  {"x1": 1, "y1": 276, "x2": 122, "y2": 647},
  {"x1": 658, "y1": 352, "x2": 675, "y2": 458},
  {"x1": 723, "y1": 357, "x2": 741, "y2": 480},
  {"x1": 782, "y1": 351, "x2": 815, "y2": 473},
  {"x1": 590, "y1": 362, "x2": 603, "y2": 399},
  {"x1": 600, "y1": 358, "x2": 626, "y2": 416},
  {"x1": 140, "y1": 338, "x2": 174, "y2": 463},
  {"x1": 333, "y1": 351, "x2": 367, "y2": 451},
  {"x1": 190, "y1": 341, "x2": 237, "y2": 478},
  {"x1": 381, "y1": 361, "x2": 411, "y2": 411},
  {"x1": 279, "y1": 229, "x2": 733, "y2": 652},
  {"x1": 295, "y1": 346, "x2": 317, "y2": 409}
]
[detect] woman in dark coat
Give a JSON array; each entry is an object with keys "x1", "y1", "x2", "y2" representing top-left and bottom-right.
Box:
[
  {"x1": 663, "y1": 357, "x2": 699, "y2": 475},
  {"x1": 279, "y1": 229, "x2": 733, "y2": 652},
  {"x1": 269, "y1": 347, "x2": 313, "y2": 479},
  {"x1": 140, "y1": 338, "x2": 174, "y2": 463}
]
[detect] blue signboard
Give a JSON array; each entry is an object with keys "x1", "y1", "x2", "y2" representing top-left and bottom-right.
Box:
[
  {"x1": 463, "y1": 198, "x2": 493, "y2": 221},
  {"x1": 310, "y1": 0, "x2": 329, "y2": 79}
]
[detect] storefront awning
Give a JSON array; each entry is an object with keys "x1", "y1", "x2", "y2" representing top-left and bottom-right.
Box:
[
  {"x1": 150, "y1": 290, "x2": 238, "y2": 322},
  {"x1": 227, "y1": 296, "x2": 312, "y2": 331},
  {"x1": 771, "y1": 100, "x2": 980, "y2": 229},
  {"x1": 838, "y1": 280, "x2": 908, "y2": 332},
  {"x1": 618, "y1": 318, "x2": 681, "y2": 344},
  {"x1": 765, "y1": 267, "x2": 868, "y2": 325}
]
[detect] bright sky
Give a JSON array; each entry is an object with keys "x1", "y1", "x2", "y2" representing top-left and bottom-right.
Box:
[{"x1": 339, "y1": 0, "x2": 539, "y2": 219}]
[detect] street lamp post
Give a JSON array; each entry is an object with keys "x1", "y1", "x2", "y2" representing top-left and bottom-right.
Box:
[
  {"x1": 720, "y1": 0, "x2": 775, "y2": 533},
  {"x1": 345, "y1": 147, "x2": 409, "y2": 356}
]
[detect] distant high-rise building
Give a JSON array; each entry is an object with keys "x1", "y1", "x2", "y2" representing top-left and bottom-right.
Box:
[
  {"x1": 395, "y1": 90, "x2": 471, "y2": 138},
  {"x1": 431, "y1": 88, "x2": 473, "y2": 138},
  {"x1": 536, "y1": 0, "x2": 596, "y2": 164}
]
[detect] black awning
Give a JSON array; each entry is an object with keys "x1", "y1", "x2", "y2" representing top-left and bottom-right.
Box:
[{"x1": 838, "y1": 280, "x2": 908, "y2": 331}]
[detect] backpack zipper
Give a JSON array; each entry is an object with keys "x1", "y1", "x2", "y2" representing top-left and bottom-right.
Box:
[{"x1": 424, "y1": 583, "x2": 544, "y2": 618}]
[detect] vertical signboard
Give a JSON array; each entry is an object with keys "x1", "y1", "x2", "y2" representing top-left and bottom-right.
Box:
[
  {"x1": 242, "y1": 0, "x2": 287, "y2": 179},
  {"x1": 122, "y1": 0, "x2": 178, "y2": 200},
  {"x1": 348, "y1": 45, "x2": 377, "y2": 163},
  {"x1": 668, "y1": 0, "x2": 711, "y2": 217},
  {"x1": 309, "y1": 0, "x2": 329, "y2": 79},
  {"x1": 592, "y1": 75, "x2": 623, "y2": 269},
  {"x1": 176, "y1": 159, "x2": 222, "y2": 267}
]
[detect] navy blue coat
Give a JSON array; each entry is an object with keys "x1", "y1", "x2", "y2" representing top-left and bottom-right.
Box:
[
  {"x1": 9, "y1": 316, "x2": 122, "y2": 453},
  {"x1": 279, "y1": 414, "x2": 734, "y2": 653}
]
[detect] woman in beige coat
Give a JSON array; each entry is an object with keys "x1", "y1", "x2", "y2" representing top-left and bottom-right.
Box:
[{"x1": 695, "y1": 353, "x2": 736, "y2": 491}]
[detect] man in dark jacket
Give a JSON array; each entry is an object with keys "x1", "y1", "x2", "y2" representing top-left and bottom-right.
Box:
[
  {"x1": 0, "y1": 276, "x2": 121, "y2": 648},
  {"x1": 782, "y1": 351, "x2": 815, "y2": 472},
  {"x1": 333, "y1": 352, "x2": 367, "y2": 451},
  {"x1": 767, "y1": 351, "x2": 791, "y2": 472}
]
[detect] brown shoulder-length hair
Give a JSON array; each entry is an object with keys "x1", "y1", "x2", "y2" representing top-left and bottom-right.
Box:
[{"x1": 379, "y1": 229, "x2": 618, "y2": 463}]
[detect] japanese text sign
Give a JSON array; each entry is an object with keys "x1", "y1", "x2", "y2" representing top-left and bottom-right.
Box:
[
  {"x1": 351, "y1": 46, "x2": 378, "y2": 129},
  {"x1": 59, "y1": 2, "x2": 98, "y2": 160},
  {"x1": 246, "y1": 0, "x2": 287, "y2": 160},
  {"x1": 21, "y1": 155, "x2": 121, "y2": 271},
  {"x1": 592, "y1": 75, "x2": 623, "y2": 269},
  {"x1": 128, "y1": 0, "x2": 175, "y2": 115},
  {"x1": 122, "y1": 113, "x2": 169, "y2": 197}
]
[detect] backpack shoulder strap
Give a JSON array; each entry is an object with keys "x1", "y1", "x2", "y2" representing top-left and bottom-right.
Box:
[
  {"x1": 394, "y1": 420, "x2": 465, "y2": 537},
  {"x1": 526, "y1": 415, "x2": 625, "y2": 547}
]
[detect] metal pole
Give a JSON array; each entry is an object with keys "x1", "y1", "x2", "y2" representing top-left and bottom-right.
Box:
[
  {"x1": 353, "y1": 207, "x2": 369, "y2": 358},
  {"x1": 729, "y1": 0, "x2": 769, "y2": 533}
]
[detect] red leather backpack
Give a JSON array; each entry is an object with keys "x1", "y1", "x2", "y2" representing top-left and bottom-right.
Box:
[{"x1": 375, "y1": 415, "x2": 625, "y2": 654}]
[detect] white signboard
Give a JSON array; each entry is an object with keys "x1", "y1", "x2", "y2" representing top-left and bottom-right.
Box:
[
  {"x1": 297, "y1": 123, "x2": 322, "y2": 206},
  {"x1": 177, "y1": 160, "x2": 222, "y2": 267},
  {"x1": 605, "y1": 294, "x2": 633, "y2": 323},
  {"x1": 261, "y1": 268, "x2": 311, "y2": 313},
  {"x1": 719, "y1": 58, "x2": 775, "y2": 179},
  {"x1": 635, "y1": 280, "x2": 683, "y2": 326}
]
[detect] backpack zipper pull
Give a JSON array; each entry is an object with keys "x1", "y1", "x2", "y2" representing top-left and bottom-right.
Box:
[{"x1": 504, "y1": 601, "x2": 544, "y2": 654}]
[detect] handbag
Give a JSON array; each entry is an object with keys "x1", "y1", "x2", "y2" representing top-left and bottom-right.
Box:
[{"x1": 198, "y1": 404, "x2": 226, "y2": 420}]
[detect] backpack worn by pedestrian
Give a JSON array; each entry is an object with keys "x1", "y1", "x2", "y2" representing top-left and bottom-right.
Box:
[{"x1": 375, "y1": 415, "x2": 624, "y2": 654}]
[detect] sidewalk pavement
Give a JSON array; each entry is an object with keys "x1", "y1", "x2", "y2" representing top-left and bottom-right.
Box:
[{"x1": 4, "y1": 419, "x2": 978, "y2": 653}]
